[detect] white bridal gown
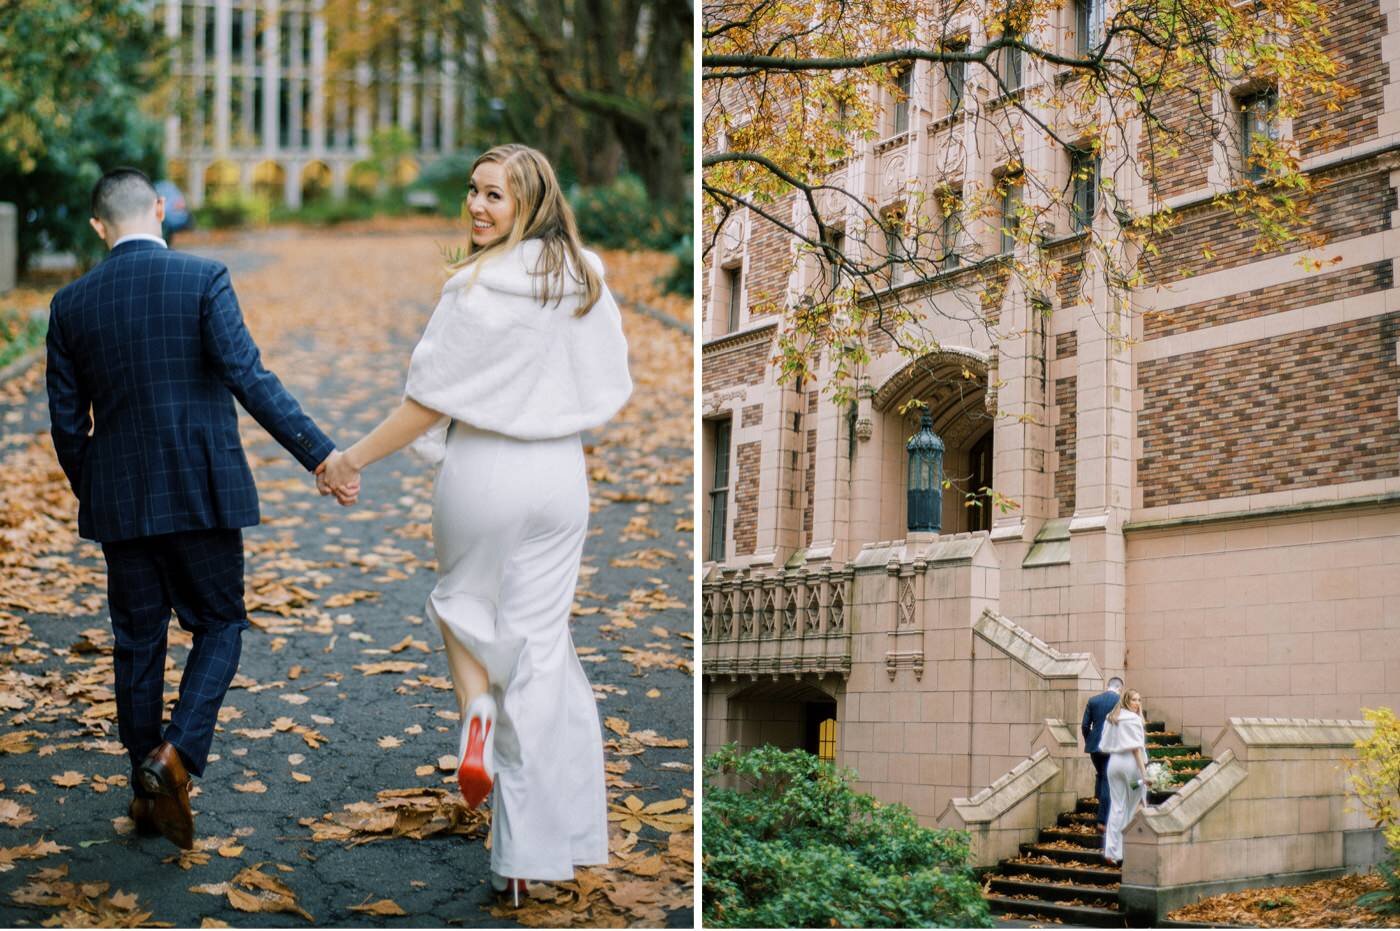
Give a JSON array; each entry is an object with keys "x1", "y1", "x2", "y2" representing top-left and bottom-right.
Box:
[
  {"x1": 403, "y1": 239, "x2": 632, "y2": 881},
  {"x1": 1099, "y1": 708, "x2": 1147, "y2": 863}
]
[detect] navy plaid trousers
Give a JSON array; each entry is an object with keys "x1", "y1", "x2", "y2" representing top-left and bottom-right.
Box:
[{"x1": 102, "y1": 528, "x2": 247, "y2": 787}]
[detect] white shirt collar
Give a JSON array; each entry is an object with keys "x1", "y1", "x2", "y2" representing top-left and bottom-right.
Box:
[{"x1": 113, "y1": 233, "x2": 168, "y2": 249}]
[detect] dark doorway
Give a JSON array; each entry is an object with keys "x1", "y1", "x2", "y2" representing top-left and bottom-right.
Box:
[{"x1": 802, "y1": 701, "x2": 838, "y2": 761}]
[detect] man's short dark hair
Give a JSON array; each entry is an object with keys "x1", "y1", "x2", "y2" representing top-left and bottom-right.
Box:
[
  {"x1": 1107, "y1": 676, "x2": 1124, "y2": 691},
  {"x1": 91, "y1": 168, "x2": 158, "y2": 225}
]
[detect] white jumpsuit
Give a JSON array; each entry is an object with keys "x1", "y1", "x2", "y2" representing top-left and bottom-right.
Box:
[
  {"x1": 1099, "y1": 709, "x2": 1147, "y2": 863},
  {"x1": 427, "y1": 423, "x2": 608, "y2": 880},
  {"x1": 401, "y1": 239, "x2": 632, "y2": 882}
]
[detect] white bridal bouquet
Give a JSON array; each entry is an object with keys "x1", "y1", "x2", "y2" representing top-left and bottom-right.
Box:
[{"x1": 1131, "y1": 762, "x2": 1173, "y2": 792}]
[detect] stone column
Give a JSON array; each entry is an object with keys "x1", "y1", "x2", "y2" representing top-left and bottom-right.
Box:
[
  {"x1": 440, "y1": 31, "x2": 457, "y2": 152},
  {"x1": 241, "y1": 1, "x2": 255, "y2": 149},
  {"x1": 192, "y1": 3, "x2": 208, "y2": 150},
  {"x1": 164, "y1": 0, "x2": 181, "y2": 159},
  {"x1": 288, "y1": 9, "x2": 304, "y2": 154},
  {"x1": 310, "y1": 1, "x2": 327, "y2": 156},
  {"x1": 419, "y1": 31, "x2": 436, "y2": 152},
  {"x1": 397, "y1": 22, "x2": 415, "y2": 135},
  {"x1": 262, "y1": 0, "x2": 280, "y2": 155},
  {"x1": 284, "y1": 161, "x2": 302, "y2": 208},
  {"x1": 214, "y1": 0, "x2": 232, "y2": 154}
]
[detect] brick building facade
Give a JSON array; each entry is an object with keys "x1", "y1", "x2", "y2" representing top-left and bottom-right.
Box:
[{"x1": 702, "y1": 0, "x2": 1400, "y2": 907}]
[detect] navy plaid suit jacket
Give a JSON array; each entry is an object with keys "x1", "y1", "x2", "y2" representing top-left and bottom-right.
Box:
[{"x1": 46, "y1": 239, "x2": 334, "y2": 543}]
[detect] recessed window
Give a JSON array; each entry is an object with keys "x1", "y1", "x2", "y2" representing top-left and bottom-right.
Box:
[
  {"x1": 706, "y1": 419, "x2": 732, "y2": 563},
  {"x1": 944, "y1": 43, "x2": 967, "y2": 115},
  {"x1": 999, "y1": 176, "x2": 1023, "y2": 254},
  {"x1": 893, "y1": 66, "x2": 913, "y2": 134},
  {"x1": 1001, "y1": 35, "x2": 1023, "y2": 92},
  {"x1": 1239, "y1": 88, "x2": 1279, "y2": 183},
  {"x1": 884, "y1": 211, "x2": 907, "y2": 285},
  {"x1": 938, "y1": 191, "x2": 963, "y2": 271},
  {"x1": 1069, "y1": 148, "x2": 1099, "y2": 233},
  {"x1": 725, "y1": 266, "x2": 742, "y2": 333},
  {"x1": 1076, "y1": 0, "x2": 1105, "y2": 54},
  {"x1": 823, "y1": 228, "x2": 845, "y2": 290}
]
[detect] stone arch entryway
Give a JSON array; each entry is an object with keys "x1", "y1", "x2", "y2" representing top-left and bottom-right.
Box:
[
  {"x1": 707, "y1": 678, "x2": 843, "y2": 762},
  {"x1": 863, "y1": 349, "x2": 996, "y2": 539}
]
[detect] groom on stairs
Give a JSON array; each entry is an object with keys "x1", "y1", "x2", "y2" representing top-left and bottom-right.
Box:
[{"x1": 1081, "y1": 676, "x2": 1123, "y2": 834}]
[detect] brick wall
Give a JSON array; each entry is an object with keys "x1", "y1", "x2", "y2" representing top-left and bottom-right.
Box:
[
  {"x1": 735, "y1": 441, "x2": 761, "y2": 555},
  {"x1": 745, "y1": 193, "x2": 796, "y2": 316},
  {"x1": 1055, "y1": 376, "x2": 1077, "y2": 516},
  {"x1": 1138, "y1": 314, "x2": 1400, "y2": 507},
  {"x1": 1056, "y1": 331, "x2": 1078, "y2": 360},
  {"x1": 741, "y1": 403, "x2": 764, "y2": 427},
  {"x1": 1145, "y1": 261, "x2": 1392, "y2": 340},
  {"x1": 1143, "y1": 169, "x2": 1394, "y2": 284},
  {"x1": 1054, "y1": 247, "x2": 1085, "y2": 308},
  {"x1": 1144, "y1": 84, "x2": 1213, "y2": 199},
  {"x1": 701, "y1": 336, "x2": 772, "y2": 394},
  {"x1": 1296, "y1": 0, "x2": 1385, "y2": 158}
]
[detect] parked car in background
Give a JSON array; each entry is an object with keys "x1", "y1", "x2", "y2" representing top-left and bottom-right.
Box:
[{"x1": 156, "y1": 180, "x2": 194, "y2": 244}]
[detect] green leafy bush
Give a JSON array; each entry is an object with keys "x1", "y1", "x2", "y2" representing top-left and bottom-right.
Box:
[
  {"x1": 662, "y1": 234, "x2": 693, "y2": 297},
  {"x1": 703, "y1": 745, "x2": 992, "y2": 929},
  {"x1": 0, "y1": 310, "x2": 47, "y2": 370},
  {"x1": 568, "y1": 174, "x2": 688, "y2": 252},
  {"x1": 194, "y1": 193, "x2": 266, "y2": 230}
]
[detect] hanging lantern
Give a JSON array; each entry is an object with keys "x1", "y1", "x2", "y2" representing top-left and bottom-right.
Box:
[{"x1": 907, "y1": 410, "x2": 944, "y2": 533}]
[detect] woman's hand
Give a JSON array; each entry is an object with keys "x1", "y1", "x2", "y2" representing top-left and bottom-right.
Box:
[{"x1": 316, "y1": 450, "x2": 361, "y2": 505}]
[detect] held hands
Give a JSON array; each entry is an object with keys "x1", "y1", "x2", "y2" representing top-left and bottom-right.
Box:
[{"x1": 315, "y1": 450, "x2": 361, "y2": 506}]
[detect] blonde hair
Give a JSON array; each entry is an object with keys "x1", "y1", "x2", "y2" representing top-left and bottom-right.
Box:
[
  {"x1": 453, "y1": 143, "x2": 602, "y2": 316},
  {"x1": 1107, "y1": 688, "x2": 1140, "y2": 725}
]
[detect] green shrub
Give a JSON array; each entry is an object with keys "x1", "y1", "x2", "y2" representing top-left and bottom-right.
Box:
[
  {"x1": 406, "y1": 153, "x2": 479, "y2": 218},
  {"x1": 274, "y1": 198, "x2": 377, "y2": 227},
  {"x1": 194, "y1": 193, "x2": 267, "y2": 230},
  {"x1": 703, "y1": 745, "x2": 992, "y2": 929},
  {"x1": 662, "y1": 233, "x2": 693, "y2": 297},
  {"x1": 568, "y1": 174, "x2": 688, "y2": 252}
]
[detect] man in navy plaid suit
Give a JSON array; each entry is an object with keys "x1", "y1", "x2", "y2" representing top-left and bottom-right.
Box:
[{"x1": 46, "y1": 168, "x2": 357, "y2": 849}]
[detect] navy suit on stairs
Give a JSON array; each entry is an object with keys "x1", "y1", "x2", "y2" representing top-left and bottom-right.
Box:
[
  {"x1": 1081, "y1": 688, "x2": 1121, "y2": 826},
  {"x1": 46, "y1": 237, "x2": 334, "y2": 786}
]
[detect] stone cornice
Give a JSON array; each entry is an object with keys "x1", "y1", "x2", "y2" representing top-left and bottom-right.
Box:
[{"x1": 701, "y1": 320, "x2": 779, "y2": 355}]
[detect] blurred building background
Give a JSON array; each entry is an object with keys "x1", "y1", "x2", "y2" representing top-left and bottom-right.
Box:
[{"x1": 161, "y1": 0, "x2": 470, "y2": 208}]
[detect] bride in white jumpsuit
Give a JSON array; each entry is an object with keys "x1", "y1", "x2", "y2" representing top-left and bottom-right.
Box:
[
  {"x1": 319, "y1": 144, "x2": 632, "y2": 900},
  {"x1": 1099, "y1": 687, "x2": 1149, "y2": 865}
]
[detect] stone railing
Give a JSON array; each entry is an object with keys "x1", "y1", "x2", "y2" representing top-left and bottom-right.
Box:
[
  {"x1": 1120, "y1": 716, "x2": 1382, "y2": 922},
  {"x1": 701, "y1": 566, "x2": 854, "y2": 678}
]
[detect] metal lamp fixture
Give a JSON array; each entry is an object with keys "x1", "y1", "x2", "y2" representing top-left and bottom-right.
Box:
[{"x1": 906, "y1": 410, "x2": 944, "y2": 533}]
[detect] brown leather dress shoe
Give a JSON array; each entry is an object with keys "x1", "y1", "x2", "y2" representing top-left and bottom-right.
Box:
[
  {"x1": 128, "y1": 797, "x2": 161, "y2": 837},
  {"x1": 138, "y1": 743, "x2": 194, "y2": 849}
]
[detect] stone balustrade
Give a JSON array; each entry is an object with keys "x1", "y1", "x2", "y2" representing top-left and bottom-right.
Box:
[{"x1": 701, "y1": 566, "x2": 855, "y2": 678}]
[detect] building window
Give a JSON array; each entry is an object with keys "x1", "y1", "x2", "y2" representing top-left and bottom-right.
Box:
[
  {"x1": 884, "y1": 210, "x2": 906, "y2": 285},
  {"x1": 969, "y1": 431, "x2": 994, "y2": 533},
  {"x1": 1076, "y1": 0, "x2": 1105, "y2": 54},
  {"x1": 999, "y1": 175, "x2": 1023, "y2": 254},
  {"x1": 944, "y1": 43, "x2": 966, "y2": 115},
  {"x1": 823, "y1": 228, "x2": 845, "y2": 290},
  {"x1": 1001, "y1": 35, "x2": 1023, "y2": 92},
  {"x1": 938, "y1": 190, "x2": 963, "y2": 271},
  {"x1": 892, "y1": 66, "x2": 912, "y2": 135},
  {"x1": 817, "y1": 718, "x2": 837, "y2": 761},
  {"x1": 1238, "y1": 88, "x2": 1279, "y2": 183},
  {"x1": 1070, "y1": 148, "x2": 1099, "y2": 233},
  {"x1": 724, "y1": 266, "x2": 742, "y2": 333},
  {"x1": 706, "y1": 419, "x2": 732, "y2": 564}
]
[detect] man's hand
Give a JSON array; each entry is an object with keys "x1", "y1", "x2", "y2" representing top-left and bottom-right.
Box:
[{"x1": 315, "y1": 450, "x2": 361, "y2": 506}]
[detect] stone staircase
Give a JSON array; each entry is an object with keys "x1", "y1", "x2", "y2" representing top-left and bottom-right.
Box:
[{"x1": 984, "y1": 721, "x2": 1208, "y2": 925}]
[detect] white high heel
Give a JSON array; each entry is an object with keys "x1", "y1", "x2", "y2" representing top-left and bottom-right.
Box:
[
  {"x1": 457, "y1": 692, "x2": 497, "y2": 809},
  {"x1": 490, "y1": 871, "x2": 527, "y2": 907}
]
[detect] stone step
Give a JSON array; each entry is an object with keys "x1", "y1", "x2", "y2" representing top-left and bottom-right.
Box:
[
  {"x1": 1146, "y1": 720, "x2": 1167, "y2": 732},
  {"x1": 1148, "y1": 745, "x2": 1202, "y2": 759},
  {"x1": 983, "y1": 895, "x2": 1127, "y2": 926},
  {"x1": 987, "y1": 877, "x2": 1120, "y2": 908},
  {"x1": 1059, "y1": 810, "x2": 1101, "y2": 827},
  {"x1": 1074, "y1": 796, "x2": 1100, "y2": 814},
  {"x1": 1019, "y1": 841, "x2": 1111, "y2": 866},
  {"x1": 1147, "y1": 731, "x2": 1183, "y2": 745},
  {"x1": 997, "y1": 858, "x2": 1121, "y2": 887},
  {"x1": 1038, "y1": 827, "x2": 1103, "y2": 849}
]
